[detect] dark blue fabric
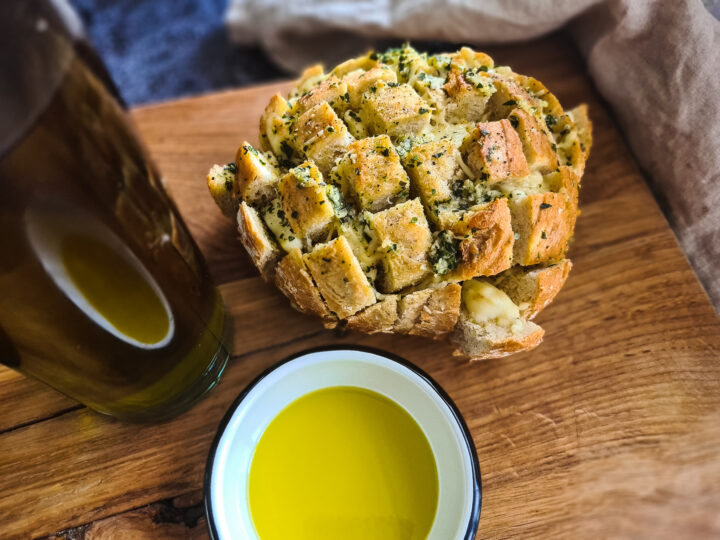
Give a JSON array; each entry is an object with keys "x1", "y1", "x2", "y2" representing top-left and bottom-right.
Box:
[{"x1": 69, "y1": 0, "x2": 287, "y2": 105}]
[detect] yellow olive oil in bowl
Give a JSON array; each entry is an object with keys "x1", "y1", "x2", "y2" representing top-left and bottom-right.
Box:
[
  {"x1": 205, "y1": 348, "x2": 482, "y2": 540},
  {"x1": 248, "y1": 386, "x2": 439, "y2": 540}
]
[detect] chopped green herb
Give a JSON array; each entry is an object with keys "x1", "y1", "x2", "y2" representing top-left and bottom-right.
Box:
[
  {"x1": 502, "y1": 99, "x2": 517, "y2": 107},
  {"x1": 540, "y1": 202, "x2": 552, "y2": 210},
  {"x1": 418, "y1": 107, "x2": 430, "y2": 115},
  {"x1": 429, "y1": 231, "x2": 459, "y2": 275}
]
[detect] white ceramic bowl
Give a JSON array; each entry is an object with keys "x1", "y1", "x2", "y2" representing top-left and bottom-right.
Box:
[{"x1": 204, "y1": 346, "x2": 481, "y2": 539}]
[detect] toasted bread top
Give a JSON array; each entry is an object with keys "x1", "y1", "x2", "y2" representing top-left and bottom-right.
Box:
[{"x1": 207, "y1": 44, "x2": 591, "y2": 361}]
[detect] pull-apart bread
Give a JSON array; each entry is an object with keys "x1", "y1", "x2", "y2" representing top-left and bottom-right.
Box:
[{"x1": 207, "y1": 45, "x2": 591, "y2": 360}]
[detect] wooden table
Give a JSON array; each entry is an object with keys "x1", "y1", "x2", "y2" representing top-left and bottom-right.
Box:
[{"x1": 2, "y1": 34, "x2": 719, "y2": 539}]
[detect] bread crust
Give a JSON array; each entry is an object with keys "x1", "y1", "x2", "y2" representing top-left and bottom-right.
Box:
[
  {"x1": 236, "y1": 201, "x2": 282, "y2": 281},
  {"x1": 336, "y1": 135, "x2": 409, "y2": 212},
  {"x1": 450, "y1": 310, "x2": 544, "y2": 361},
  {"x1": 369, "y1": 198, "x2": 432, "y2": 292},
  {"x1": 463, "y1": 119, "x2": 530, "y2": 184},
  {"x1": 361, "y1": 81, "x2": 430, "y2": 138},
  {"x1": 449, "y1": 198, "x2": 514, "y2": 281},
  {"x1": 235, "y1": 142, "x2": 279, "y2": 205},
  {"x1": 409, "y1": 283, "x2": 462, "y2": 338},
  {"x1": 207, "y1": 45, "x2": 591, "y2": 362},
  {"x1": 404, "y1": 139, "x2": 458, "y2": 214},
  {"x1": 304, "y1": 235, "x2": 376, "y2": 319},
  {"x1": 345, "y1": 295, "x2": 398, "y2": 333},
  {"x1": 207, "y1": 164, "x2": 239, "y2": 218},
  {"x1": 275, "y1": 248, "x2": 336, "y2": 326},
  {"x1": 509, "y1": 108, "x2": 558, "y2": 173},
  {"x1": 295, "y1": 76, "x2": 348, "y2": 115},
  {"x1": 493, "y1": 259, "x2": 572, "y2": 320},
  {"x1": 294, "y1": 101, "x2": 354, "y2": 174},
  {"x1": 279, "y1": 162, "x2": 334, "y2": 242},
  {"x1": 510, "y1": 191, "x2": 573, "y2": 265}
]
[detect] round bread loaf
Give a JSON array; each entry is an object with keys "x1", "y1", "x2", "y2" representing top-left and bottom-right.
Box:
[{"x1": 207, "y1": 45, "x2": 592, "y2": 360}]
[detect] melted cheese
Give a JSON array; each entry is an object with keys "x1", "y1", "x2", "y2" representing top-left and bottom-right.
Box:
[{"x1": 462, "y1": 279, "x2": 522, "y2": 329}]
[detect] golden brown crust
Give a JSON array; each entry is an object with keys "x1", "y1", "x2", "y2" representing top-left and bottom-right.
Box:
[
  {"x1": 234, "y1": 142, "x2": 279, "y2": 205},
  {"x1": 345, "y1": 295, "x2": 398, "y2": 333},
  {"x1": 206, "y1": 45, "x2": 590, "y2": 361},
  {"x1": 275, "y1": 248, "x2": 335, "y2": 325},
  {"x1": 303, "y1": 236, "x2": 376, "y2": 319},
  {"x1": 395, "y1": 289, "x2": 432, "y2": 333},
  {"x1": 443, "y1": 65, "x2": 494, "y2": 122},
  {"x1": 295, "y1": 76, "x2": 348, "y2": 115},
  {"x1": 510, "y1": 191, "x2": 573, "y2": 265},
  {"x1": 369, "y1": 198, "x2": 432, "y2": 292},
  {"x1": 344, "y1": 66, "x2": 397, "y2": 108},
  {"x1": 410, "y1": 283, "x2": 462, "y2": 338},
  {"x1": 278, "y1": 162, "x2": 334, "y2": 242},
  {"x1": 403, "y1": 139, "x2": 458, "y2": 214},
  {"x1": 493, "y1": 259, "x2": 572, "y2": 320},
  {"x1": 361, "y1": 81, "x2": 430, "y2": 138},
  {"x1": 206, "y1": 164, "x2": 239, "y2": 218},
  {"x1": 336, "y1": 135, "x2": 409, "y2": 212},
  {"x1": 236, "y1": 201, "x2": 282, "y2": 281},
  {"x1": 463, "y1": 119, "x2": 530, "y2": 184},
  {"x1": 293, "y1": 102, "x2": 354, "y2": 174},
  {"x1": 450, "y1": 310, "x2": 544, "y2": 361},
  {"x1": 509, "y1": 109, "x2": 558, "y2": 173},
  {"x1": 449, "y1": 198, "x2": 514, "y2": 281},
  {"x1": 259, "y1": 93, "x2": 291, "y2": 154}
]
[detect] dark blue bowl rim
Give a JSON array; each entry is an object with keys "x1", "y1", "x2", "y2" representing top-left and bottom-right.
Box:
[{"x1": 203, "y1": 344, "x2": 482, "y2": 540}]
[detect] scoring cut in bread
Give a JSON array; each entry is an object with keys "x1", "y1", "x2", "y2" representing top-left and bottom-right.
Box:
[{"x1": 206, "y1": 44, "x2": 592, "y2": 361}]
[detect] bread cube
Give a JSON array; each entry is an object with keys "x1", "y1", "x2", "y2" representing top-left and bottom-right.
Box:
[
  {"x1": 259, "y1": 93, "x2": 292, "y2": 157},
  {"x1": 336, "y1": 135, "x2": 409, "y2": 212},
  {"x1": 485, "y1": 72, "x2": 539, "y2": 120},
  {"x1": 492, "y1": 259, "x2": 572, "y2": 320},
  {"x1": 509, "y1": 191, "x2": 573, "y2": 265},
  {"x1": 443, "y1": 65, "x2": 495, "y2": 122},
  {"x1": 462, "y1": 119, "x2": 530, "y2": 184},
  {"x1": 361, "y1": 82, "x2": 431, "y2": 138},
  {"x1": 403, "y1": 139, "x2": 458, "y2": 213},
  {"x1": 234, "y1": 142, "x2": 280, "y2": 205},
  {"x1": 345, "y1": 295, "x2": 399, "y2": 334},
  {"x1": 452, "y1": 47, "x2": 495, "y2": 70},
  {"x1": 508, "y1": 109, "x2": 558, "y2": 173},
  {"x1": 206, "y1": 163, "x2": 239, "y2": 218},
  {"x1": 304, "y1": 236, "x2": 376, "y2": 318},
  {"x1": 279, "y1": 162, "x2": 334, "y2": 242},
  {"x1": 368, "y1": 198, "x2": 432, "y2": 292},
  {"x1": 395, "y1": 283, "x2": 461, "y2": 338},
  {"x1": 545, "y1": 165, "x2": 580, "y2": 219},
  {"x1": 295, "y1": 76, "x2": 349, "y2": 115},
  {"x1": 237, "y1": 201, "x2": 283, "y2": 281},
  {"x1": 448, "y1": 198, "x2": 514, "y2": 281},
  {"x1": 294, "y1": 101, "x2": 354, "y2": 174},
  {"x1": 343, "y1": 66, "x2": 397, "y2": 108},
  {"x1": 275, "y1": 248, "x2": 335, "y2": 325}
]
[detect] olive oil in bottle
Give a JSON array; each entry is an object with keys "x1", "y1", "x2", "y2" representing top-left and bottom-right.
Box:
[{"x1": 0, "y1": 0, "x2": 230, "y2": 421}]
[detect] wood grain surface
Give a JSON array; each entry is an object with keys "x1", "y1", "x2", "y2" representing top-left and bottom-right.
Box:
[{"x1": 2, "y1": 34, "x2": 719, "y2": 540}]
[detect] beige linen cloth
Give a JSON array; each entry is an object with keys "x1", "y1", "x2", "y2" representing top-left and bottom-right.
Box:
[{"x1": 226, "y1": 0, "x2": 720, "y2": 312}]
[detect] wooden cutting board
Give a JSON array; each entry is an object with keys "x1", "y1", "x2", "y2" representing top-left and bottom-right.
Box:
[{"x1": 1, "y1": 34, "x2": 719, "y2": 540}]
